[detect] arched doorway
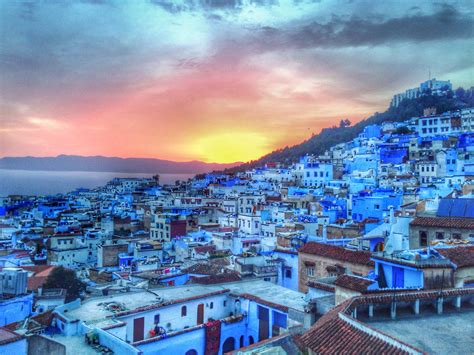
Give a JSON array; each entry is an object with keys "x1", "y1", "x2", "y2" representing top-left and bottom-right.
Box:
[
  {"x1": 223, "y1": 337, "x2": 235, "y2": 353},
  {"x1": 240, "y1": 335, "x2": 244, "y2": 348},
  {"x1": 249, "y1": 336, "x2": 255, "y2": 345},
  {"x1": 185, "y1": 350, "x2": 197, "y2": 355}
]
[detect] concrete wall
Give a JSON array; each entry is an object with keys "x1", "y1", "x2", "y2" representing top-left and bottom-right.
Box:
[
  {"x1": 98, "y1": 244, "x2": 128, "y2": 267},
  {"x1": 96, "y1": 328, "x2": 140, "y2": 355},
  {"x1": 106, "y1": 324, "x2": 127, "y2": 340},
  {"x1": 454, "y1": 267, "x2": 474, "y2": 288},
  {"x1": 298, "y1": 253, "x2": 372, "y2": 292},
  {"x1": 137, "y1": 327, "x2": 205, "y2": 355},
  {"x1": 27, "y1": 335, "x2": 65, "y2": 355},
  {"x1": 409, "y1": 225, "x2": 471, "y2": 249},
  {"x1": 335, "y1": 287, "x2": 361, "y2": 305}
]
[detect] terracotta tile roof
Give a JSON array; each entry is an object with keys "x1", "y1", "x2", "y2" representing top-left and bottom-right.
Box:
[
  {"x1": 436, "y1": 246, "x2": 474, "y2": 268},
  {"x1": 193, "y1": 245, "x2": 216, "y2": 254},
  {"x1": 307, "y1": 280, "x2": 336, "y2": 293},
  {"x1": 191, "y1": 273, "x2": 241, "y2": 285},
  {"x1": 20, "y1": 265, "x2": 53, "y2": 274},
  {"x1": 299, "y1": 301, "x2": 413, "y2": 354},
  {"x1": 182, "y1": 262, "x2": 229, "y2": 275},
  {"x1": 334, "y1": 275, "x2": 375, "y2": 293},
  {"x1": 27, "y1": 276, "x2": 48, "y2": 291},
  {"x1": 14, "y1": 265, "x2": 57, "y2": 291},
  {"x1": 300, "y1": 288, "x2": 474, "y2": 354},
  {"x1": 5, "y1": 310, "x2": 55, "y2": 332},
  {"x1": 410, "y1": 216, "x2": 474, "y2": 229},
  {"x1": 299, "y1": 242, "x2": 374, "y2": 267},
  {"x1": 0, "y1": 327, "x2": 24, "y2": 345},
  {"x1": 345, "y1": 288, "x2": 474, "y2": 310}
]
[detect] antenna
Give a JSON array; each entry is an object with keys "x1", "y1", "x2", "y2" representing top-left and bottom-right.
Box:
[{"x1": 428, "y1": 67, "x2": 431, "y2": 81}]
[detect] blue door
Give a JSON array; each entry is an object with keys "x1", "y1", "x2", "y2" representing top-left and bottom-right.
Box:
[{"x1": 392, "y1": 267, "x2": 404, "y2": 288}]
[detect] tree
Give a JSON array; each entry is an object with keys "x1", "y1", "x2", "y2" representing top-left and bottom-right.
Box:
[
  {"x1": 44, "y1": 266, "x2": 86, "y2": 302},
  {"x1": 455, "y1": 87, "x2": 465, "y2": 99},
  {"x1": 394, "y1": 126, "x2": 412, "y2": 135}
]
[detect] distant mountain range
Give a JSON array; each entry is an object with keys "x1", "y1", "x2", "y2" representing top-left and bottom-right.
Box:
[{"x1": 0, "y1": 155, "x2": 242, "y2": 174}]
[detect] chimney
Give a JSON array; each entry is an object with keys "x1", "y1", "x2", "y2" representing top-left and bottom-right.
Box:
[{"x1": 389, "y1": 206, "x2": 395, "y2": 225}]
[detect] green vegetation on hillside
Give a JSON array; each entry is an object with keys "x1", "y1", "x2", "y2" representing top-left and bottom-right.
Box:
[{"x1": 222, "y1": 87, "x2": 474, "y2": 173}]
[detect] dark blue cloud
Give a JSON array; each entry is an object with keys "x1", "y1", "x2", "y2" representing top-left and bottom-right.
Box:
[{"x1": 257, "y1": 4, "x2": 474, "y2": 48}]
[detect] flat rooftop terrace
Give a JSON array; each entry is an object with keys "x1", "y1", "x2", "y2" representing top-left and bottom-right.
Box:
[
  {"x1": 66, "y1": 280, "x2": 307, "y2": 324},
  {"x1": 368, "y1": 310, "x2": 474, "y2": 355}
]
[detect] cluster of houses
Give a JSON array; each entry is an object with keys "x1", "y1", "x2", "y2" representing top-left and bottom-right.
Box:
[{"x1": 0, "y1": 106, "x2": 473, "y2": 354}]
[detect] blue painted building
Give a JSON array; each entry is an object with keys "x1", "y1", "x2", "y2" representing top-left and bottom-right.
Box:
[
  {"x1": 360, "y1": 124, "x2": 382, "y2": 139},
  {"x1": 273, "y1": 250, "x2": 299, "y2": 291},
  {"x1": 0, "y1": 293, "x2": 33, "y2": 326},
  {"x1": 379, "y1": 144, "x2": 408, "y2": 164},
  {"x1": 351, "y1": 190, "x2": 402, "y2": 222},
  {"x1": 344, "y1": 154, "x2": 378, "y2": 174}
]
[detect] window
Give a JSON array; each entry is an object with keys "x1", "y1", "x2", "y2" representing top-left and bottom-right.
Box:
[
  {"x1": 223, "y1": 300, "x2": 227, "y2": 307},
  {"x1": 419, "y1": 231, "x2": 428, "y2": 247},
  {"x1": 209, "y1": 302, "x2": 214, "y2": 309},
  {"x1": 452, "y1": 233, "x2": 462, "y2": 240},
  {"x1": 436, "y1": 232, "x2": 444, "y2": 240},
  {"x1": 285, "y1": 269, "x2": 292, "y2": 279},
  {"x1": 181, "y1": 306, "x2": 187, "y2": 317},
  {"x1": 154, "y1": 314, "x2": 160, "y2": 324},
  {"x1": 307, "y1": 267, "x2": 314, "y2": 277}
]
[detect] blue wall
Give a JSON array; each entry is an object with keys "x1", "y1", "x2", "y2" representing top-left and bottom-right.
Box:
[{"x1": 374, "y1": 260, "x2": 423, "y2": 289}]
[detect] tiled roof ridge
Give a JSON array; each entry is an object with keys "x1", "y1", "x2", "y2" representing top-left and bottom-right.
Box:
[
  {"x1": 306, "y1": 280, "x2": 336, "y2": 293},
  {"x1": 334, "y1": 274, "x2": 376, "y2": 292},
  {"x1": 410, "y1": 216, "x2": 474, "y2": 229},
  {"x1": 342, "y1": 287, "x2": 474, "y2": 314},
  {"x1": 298, "y1": 242, "x2": 374, "y2": 266},
  {"x1": 0, "y1": 327, "x2": 24, "y2": 345},
  {"x1": 300, "y1": 287, "x2": 473, "y2": 354}
]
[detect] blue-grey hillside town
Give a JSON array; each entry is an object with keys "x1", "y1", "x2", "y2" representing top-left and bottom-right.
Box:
[{"x1": 1, "y1": 96, "x2": 474, "y2": 354}]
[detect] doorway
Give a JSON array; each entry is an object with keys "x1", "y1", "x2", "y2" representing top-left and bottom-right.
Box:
[{"x1": 197, "y1": 303, "x2": 204, "y2": 324}]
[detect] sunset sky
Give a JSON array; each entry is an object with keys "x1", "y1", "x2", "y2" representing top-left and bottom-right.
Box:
[{"x1": 1, "y1": 0, "x2": 473, "y2": 163}]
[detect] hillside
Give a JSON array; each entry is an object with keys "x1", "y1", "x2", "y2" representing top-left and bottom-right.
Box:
[
  {"x1": 0, "y1": 155, "x2": 242, "y2": 174},
  {"x1": 223, "y1": 87, "x2": 474, "y2": 173}
]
